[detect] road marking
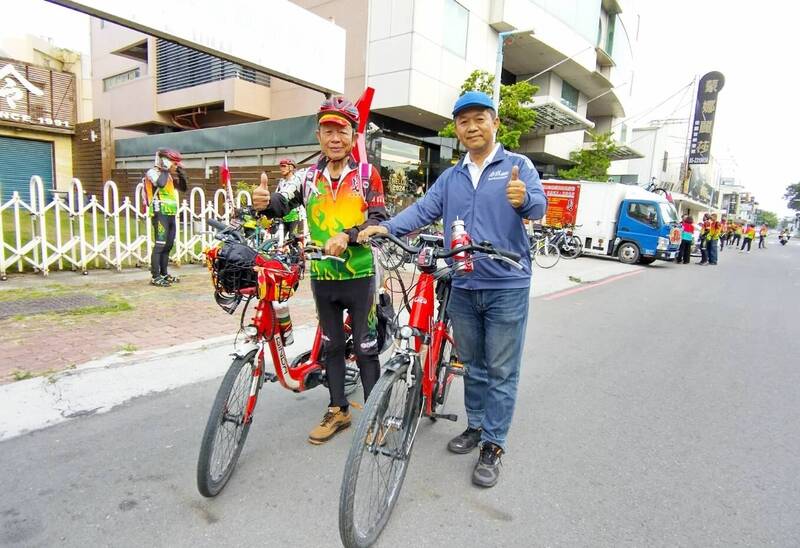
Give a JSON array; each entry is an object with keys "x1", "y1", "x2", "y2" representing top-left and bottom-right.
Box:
[{"x1": 542, "y1": 269, "x2": 645, "y2": 301}]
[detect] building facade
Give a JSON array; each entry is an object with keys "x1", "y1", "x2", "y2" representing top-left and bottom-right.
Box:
[
  {"x1": 94, "y1": 0, "x2": 640, "y2": 201},
  {"x1": 0, "y1": 35, "x2": 101, "y2": 201}
]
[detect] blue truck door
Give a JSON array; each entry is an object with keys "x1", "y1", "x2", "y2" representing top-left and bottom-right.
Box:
[{"x1": 618, "y1": 200, "x2": 660, "y2": 256}]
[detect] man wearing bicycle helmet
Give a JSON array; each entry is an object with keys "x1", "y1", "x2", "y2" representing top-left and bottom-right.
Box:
[
  {"x1": 359, "y1": 91, "x2": 547, "y2": 487},
  {"x1": 144, "y1": 148, "x2": 188, "y2": 287},
  {"x1": 253, "y1": 96, "x2": 388, "y2": 445},
  {"x1": 276, "y1": 158, "x2": 303, "y2": 237}
]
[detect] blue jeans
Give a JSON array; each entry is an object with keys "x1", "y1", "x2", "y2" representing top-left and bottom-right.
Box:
[
  {"x1": 447, "y1": 286, "x2": 530, "y2": 450},
  {"x1": 706, "y1": 239, "x2": 719, "y2": 264}
]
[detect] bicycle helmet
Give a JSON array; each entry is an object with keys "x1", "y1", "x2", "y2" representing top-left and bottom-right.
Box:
[
  {"x1": 317, "y1": 96, "x2": 359, "y2": 128},
  {"x1": 279, "y1": 158, "x2": 296, "y2": 167},
  {"x1": 156, "y1": 148, "x2": 184, "y2": 167}
]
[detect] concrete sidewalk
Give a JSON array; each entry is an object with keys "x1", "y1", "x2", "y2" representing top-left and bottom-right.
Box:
[{"x1": 0, "y1": 256, "x2": 644, "y2": 441}]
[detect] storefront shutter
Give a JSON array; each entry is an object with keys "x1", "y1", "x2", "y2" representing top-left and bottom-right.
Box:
[{"x1": 0, "y1": 136, "x2": 54, "y2": 202}]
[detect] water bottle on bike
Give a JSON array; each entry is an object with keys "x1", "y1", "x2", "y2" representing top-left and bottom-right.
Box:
[{"x1": 450, "y1": 218, "x2": 473, "y2": 274}]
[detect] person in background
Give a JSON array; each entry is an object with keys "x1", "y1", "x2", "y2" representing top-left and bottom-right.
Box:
[
  {"x1": 719, "y1": 216, "x2": 728, "y2": 252},
  {"x1": 740, "y1": 223, "x2": 756, "y2": 253},
  {"x1": 733, "y1": 223, "x2": 743, "y2": 247},
  {"x1": 697, "y1": 213, "x2": 711, "y2": 265},
  {"x1": 145, "y1": 148, "x2": 188, "y2": 287},
  {"x1": 276, "y1": 158, "x2": 303, "y2": 237},
  {"x1": 705, "y1": 213, "x2": 721, "y2": 265},
  {"x1": 678, "y1": 215, "x2": 694, "y2": 264},
  {"x1": 758, "y1": 223, "x2": 768, "y2": 249}
]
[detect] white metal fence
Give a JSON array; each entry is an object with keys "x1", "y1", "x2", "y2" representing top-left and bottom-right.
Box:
[{"x1": 0, "y1": 176, "x2": 252, "y2": 280}]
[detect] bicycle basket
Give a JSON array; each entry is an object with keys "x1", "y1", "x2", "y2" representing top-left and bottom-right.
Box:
[{"x1": 213, "y1": 242, "x2": 259, "y2": 293}]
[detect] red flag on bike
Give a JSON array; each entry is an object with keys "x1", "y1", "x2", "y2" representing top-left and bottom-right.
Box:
[{"x1": 220, "y1": 155, "x2": 231, "y2": 188}]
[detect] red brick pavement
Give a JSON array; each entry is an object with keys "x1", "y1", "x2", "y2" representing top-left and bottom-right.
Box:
[
  {"x1": 0, "y1": 269, "x2": 321, "y2": 384},
  {"x1": 0, "y1": 265, "x2": 413, "y2": 384}
]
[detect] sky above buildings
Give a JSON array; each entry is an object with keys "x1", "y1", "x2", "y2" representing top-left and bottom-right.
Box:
[{"x1": 7, "y1": 0, "x2": 799, "y2": 217}]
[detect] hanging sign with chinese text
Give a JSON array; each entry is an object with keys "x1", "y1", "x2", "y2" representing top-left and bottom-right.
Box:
[{"x1": 688, "y1": 71, "x2": 725, "y2": 165}]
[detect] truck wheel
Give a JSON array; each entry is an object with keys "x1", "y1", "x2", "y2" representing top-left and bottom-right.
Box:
[
  {"x1": 638, "y1": 257, "x2": 656, "y2": 265},
  {"x1": 618, "y1": 242, "x2": 640, "y2": 264}
]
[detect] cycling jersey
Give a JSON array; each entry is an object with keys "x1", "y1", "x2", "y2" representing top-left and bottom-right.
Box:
[
  {"x1": 276, "y1": 174, "x2": 303, "y2": 222},
  {"x1": 145, "y1": 168, "x2": 184, "y2": 216},
  {"x1": 265, "y1": 155, "x2": 388, "y2": 280}
]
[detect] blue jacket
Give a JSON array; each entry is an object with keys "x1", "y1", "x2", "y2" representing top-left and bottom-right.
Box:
[{"x1": 383, "y1": 145, "x2": 547, "y2": 290}]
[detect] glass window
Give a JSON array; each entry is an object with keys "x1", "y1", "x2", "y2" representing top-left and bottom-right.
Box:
[
  {"x1": 605, "y1": 13, "x2": 616, "y2": 56},
  {"x1": 628, "y1": 202, "x2": 659, "y2": 227},
  {"x1": 103, "y1": 67, "x2": 141, "y2": 91},
  {"x1": 560, "y1": 81, "x2": 579, "y2": 111},
  {"x1": 443, "y1": 0, "x2": 468, "y2": 58},
  {"x1": 380, "y1": 138, "x2": 428, "y2": 212},
  {"x1": 662, "y1": 150, "x2": 668, "y2": 172},
  {"x1": 659, "y1": 203, "x2": 679, "y2": 223}
]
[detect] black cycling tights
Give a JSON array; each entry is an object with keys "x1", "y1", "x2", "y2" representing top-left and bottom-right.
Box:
[
  {"x1": 312, "y1": 276, "x2": 381, "y2": 409},
  {"x1": 151, "y1": 212, "x2": 176, "y2": 278}
]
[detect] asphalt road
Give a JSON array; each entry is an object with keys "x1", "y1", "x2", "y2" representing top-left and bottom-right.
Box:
[{"x1": 2, "y1": 241, "x2": 799, "y2": 547}]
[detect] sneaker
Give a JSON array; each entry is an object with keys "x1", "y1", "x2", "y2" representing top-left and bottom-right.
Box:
[
  {"x1": 150, "y1": 276, "x2": 171, "y2": 287},
  {"x1": 164, "y1": 274, "x2": 180, "y2": 284},
  {"x1": 308, "y1": 406, "x2": 351, "y2": 445},
  {"x1": 365, "y1": 424, "x2": 388, "y2": 447},
  {"x1": 447, "y1": 427, "x2": 482, "y2": 454},
  {"x1": 472, "y1": 442, "x2": 504, "y2": 488}
]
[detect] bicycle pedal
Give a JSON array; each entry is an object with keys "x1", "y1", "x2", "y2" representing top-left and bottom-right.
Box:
[
  {"x1": 431, "y1": 413, "x2": 458, "y2": 422},
  {"x1": 263, "y1": 372, "x2": 278, "y2": 383}
]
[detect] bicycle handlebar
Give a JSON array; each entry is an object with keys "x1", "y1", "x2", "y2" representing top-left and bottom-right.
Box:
[{"x1": 374, "y1": 232, "x2": 522, "y2": 264}]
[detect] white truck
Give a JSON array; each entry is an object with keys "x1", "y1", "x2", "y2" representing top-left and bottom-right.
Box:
[{"x1": 541, "y1": 180, "x2": 682, "y2": 264}]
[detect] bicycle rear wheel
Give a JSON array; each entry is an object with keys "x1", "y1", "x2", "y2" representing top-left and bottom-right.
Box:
[
  {"x1": 339, "y1": 355, "x2": 422, "y2": 548},
  {"x1": 560, "y1": 236, "x2": 583, "y2": 259},
  {"x1": 534, "y1": 242, "x2": 560, "y2": 268},
  {"x1": 197, "y1": 349, "x2": 259, "y2": 497}
]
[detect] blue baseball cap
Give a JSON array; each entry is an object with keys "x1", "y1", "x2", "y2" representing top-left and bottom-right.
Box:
[{"x1": 452, "y1": 91, "x2": 495, "y2": 117}]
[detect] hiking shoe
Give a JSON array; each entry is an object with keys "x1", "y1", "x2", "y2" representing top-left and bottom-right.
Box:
[
  {"x1": 447, "y1": 427, "x2": 482, "y2": 454},
  {"x1": 150, "y1": 276, "x2": 171, "y2": 287},
  {"x1": 308, "y1": 406, "x2": 351, "y2": 445},
  {"x1": 472, "y1": 442, "x2": 504, "y2": 488}
]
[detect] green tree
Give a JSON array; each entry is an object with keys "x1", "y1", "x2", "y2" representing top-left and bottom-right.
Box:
[
  {"x1": 783, "y1": 182, "x2": 800, "y2": 211},
  {"x1": 757, "y1": 210, "x2": 778, "y2": 228},
  {"x1": 557, "y1": 132, "x2": 618, "y2": 182},
  {"x1": 438, "y1": 70, "x2": 538, "y2": 150}
]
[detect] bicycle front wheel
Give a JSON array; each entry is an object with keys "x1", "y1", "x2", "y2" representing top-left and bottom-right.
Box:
[
  {"x1": 534, "y1": 242, "x2": 560, "y2": 268},
  {"x1": 197, "y1": 349, "x2": 259, "y2": 497},
  {"x1": 339, "y1": 355, "x2": 423, "y2": 548}
]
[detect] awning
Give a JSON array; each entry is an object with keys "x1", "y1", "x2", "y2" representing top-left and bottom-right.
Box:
[
  {"x1": 527, "y1": 96, "x2": 595, "y2": 137},
  {"x1": 608, "y1": 143, "x2": 644, "y2": 160}
]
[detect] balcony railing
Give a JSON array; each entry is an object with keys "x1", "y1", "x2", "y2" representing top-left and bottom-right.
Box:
[{"x1": 156, "y1": 39, "x2": 270, "y2": 94}]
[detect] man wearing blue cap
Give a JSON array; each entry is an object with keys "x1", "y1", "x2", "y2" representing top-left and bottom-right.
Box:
[{"x1": 359, "y1": 91, "x2": 547, "y2": 487}]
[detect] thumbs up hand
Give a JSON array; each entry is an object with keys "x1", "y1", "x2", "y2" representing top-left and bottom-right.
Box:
[
  {"x1": 506, "y1": 165, "x2": 526, "y2": 208},
  {"x1": 253, "y1": 172, "x2": 271, "y2": 211}
]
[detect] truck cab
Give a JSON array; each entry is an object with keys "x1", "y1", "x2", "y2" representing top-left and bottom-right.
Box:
[{"x1": 616, "y1": 198, "x2": 680, "y2": 264}]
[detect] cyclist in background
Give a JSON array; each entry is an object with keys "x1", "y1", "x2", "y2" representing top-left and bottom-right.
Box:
[
  {"x1": 253, "y1": 97, "x2": 388, "y2": 445},
  {"x1": 276, "y1": 158, "x2": 303, "y2": 237},
  {"x1": 145, "y1": 148, "x2": 188, "y2": 287},
  {"x1": 359, "y1": 91, "x2": 547, "y2": 488}
]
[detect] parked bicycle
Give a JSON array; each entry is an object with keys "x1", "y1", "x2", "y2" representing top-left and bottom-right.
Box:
[
  {"x1": 551, "y1": 224, "x2": 583, "y2": 259},
  {"x1": 529, "y1": 227, "x2": 560, "y2": 268},
  {"x1": 196, "y1": 218, "x2": 362, "y2": 497},
  {"x1": 338, "y1": 231, "x2": 522, "y2": 548}
]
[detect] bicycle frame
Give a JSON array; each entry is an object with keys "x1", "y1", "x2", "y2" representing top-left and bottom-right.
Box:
[{"x1": 404, "y1": 270, "x2": 455, "y2": 416}]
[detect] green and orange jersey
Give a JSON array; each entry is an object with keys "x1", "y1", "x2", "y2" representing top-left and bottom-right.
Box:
[
  {"x1": 707, "y1": 221, "x2": 722, "y2": 240},
  {"x1": 265, "y1": 155, "x2": 388, "y2": 280},
  {"x1": 145, "y1": 168, "x2": 179, "y2": 216},
  {"x1": 745, "y1": 226, "x2": 756, "y2": 239}
]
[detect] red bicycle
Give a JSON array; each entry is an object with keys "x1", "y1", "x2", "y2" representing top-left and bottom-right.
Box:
[
  {"x1": 338, "y1": 232, "x2": 522, "y2": 547},
  {"x1": 196, "y1": 218, "x2": 360, "y2": 497}
]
